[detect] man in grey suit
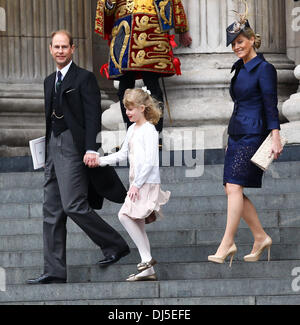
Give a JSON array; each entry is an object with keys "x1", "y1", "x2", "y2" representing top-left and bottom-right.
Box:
[{"x1": 27, "y1": 30, "x2": 130, "y2": 284}]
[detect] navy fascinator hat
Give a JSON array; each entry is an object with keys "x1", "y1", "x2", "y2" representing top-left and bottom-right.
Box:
[
  {"x1": 226, "y1": 0, "x2": 251, "y2": 46},
  {"x1": 226, "y1": 20, "x2": 251, "y2": 47}
]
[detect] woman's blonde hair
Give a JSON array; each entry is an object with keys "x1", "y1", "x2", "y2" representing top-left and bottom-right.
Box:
[
  {"x1": 123, "y1": 88, "x2": 162, "y2": 125},
  {"x1": 242, "y1": 28, "x2": 261, "y2": 49}
]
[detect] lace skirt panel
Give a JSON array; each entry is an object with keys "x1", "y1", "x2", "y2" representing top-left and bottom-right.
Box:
[{"x1": 223, "y1": 134, "x2": 267, "y2": 188}]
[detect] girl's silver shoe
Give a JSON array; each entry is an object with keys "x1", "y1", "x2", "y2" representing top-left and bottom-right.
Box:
[
  {"x1": 137, "y1": 258, "x2": 157, "y2": 272},
  {"x1": 126, "y1": 273, "x2": 157, "y2": 282}
]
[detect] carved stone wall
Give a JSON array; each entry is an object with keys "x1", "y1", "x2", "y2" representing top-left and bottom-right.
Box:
[
  {"x1": 280, "y1": 1, "x2": 300, "y2": 145},
  {"x1": 100, "y1": 0, "x2": 298, "y2": 151},
  {"x1": 286, "y1": 0, "x2": 300, "y2": 65},
  {"x1": 0, "y1": 0, "x2": 93, "y2": 83},
  {"x1": 0, "y1": 0, "x2": 94, "y2": 156},
  {"x1": 164, "y1": 0, "x2": 296, "y2": 128},
  {"x1": 178, "y1": 0, "x2": 287, "y2": 55},
  {"x1": 0, "y1": 0, "x2": 298, "y2": 155}
]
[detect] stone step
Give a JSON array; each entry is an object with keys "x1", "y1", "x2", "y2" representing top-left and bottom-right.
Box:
[
  {"x1": 0, "y1": 146, "x2": 31, "y2": 158},
  {"x1": 167, "y1": 177, "x2": 300, "y2": 197},
  {"x1": 0, "y1": 227, "x2": 299, "y2": 251},
  {"x1": 3, "y1": 177, "x2": 300, "y2": 203},
  {"x1": 0, "y1": 112, "x2": 44, "y2": 128},
  {"x1": 0, "y1": 128, "x2": 44, "y2": 147},
  {"x1": 2, "y1": 295, "x2": 300, "y2": 305},
  {"x1": 1, "y1": 144, "x2": 300, "y2": 171},
  {"x1": 4, "y1": 260, "x2": 300, "y2": 285},
  {"x1": 256, "y1": 295, "x2": 300, "y2": 305},
  {"x1": 1, "y1": 192, "x2": 300, "y2": 215},
  {"x1": 0, "y1": 230, "x2": 194, "y2": 251},
  {"x1": 0, "y1": 206, "x2": 299, "y2": 228},
  {"x1": 0, "y1": 278, "x2": 298, "y2": 303},
  {"x1": 0, "y1": 296, "x2": 258, "y2": 305},
  {"x1": 0, "y1": 244, "x2": 299, "y2": 268},
  {"x1": 1, "y1": 160, "x2": 300, "y2": 189},
  {"x1": 0, "y1": 209, "x2": 283, "y2": 235}
]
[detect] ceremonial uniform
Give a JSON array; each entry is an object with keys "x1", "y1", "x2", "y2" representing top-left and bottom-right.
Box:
[{"x1": 95, "y1": 0, "x2": 189, "y2": 132}]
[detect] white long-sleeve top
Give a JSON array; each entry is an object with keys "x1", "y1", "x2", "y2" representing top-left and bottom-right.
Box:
[{"x1": 99, "y1": 122, "x2": 160, "y2": 188}]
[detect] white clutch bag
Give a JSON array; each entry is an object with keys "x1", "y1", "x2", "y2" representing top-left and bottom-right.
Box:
[{"x1": 250, "y1": 132, "x2": 288, "y2": 171}]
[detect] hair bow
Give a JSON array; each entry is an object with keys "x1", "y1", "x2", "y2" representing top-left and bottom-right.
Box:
[{"x1": 142, "y1": 87, "x2": 151, "y2": 95}]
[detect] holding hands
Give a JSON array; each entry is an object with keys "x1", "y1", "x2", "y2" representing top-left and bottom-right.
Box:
[{"x1": 83, "y1": 153, "x2": 99, "y2": 168}]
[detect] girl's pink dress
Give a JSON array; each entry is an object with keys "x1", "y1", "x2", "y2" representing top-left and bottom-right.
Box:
[{"x1": 119, "y1": 130, "x2": 170, "y2": 220}]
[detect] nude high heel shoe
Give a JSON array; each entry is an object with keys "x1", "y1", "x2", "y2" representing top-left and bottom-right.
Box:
[
  {"x1": 243, "y1": 236, "x2": 272, "y2": 262},
  {"x1": 208, "y1": 243, "x2": 237, "y2": 267}
]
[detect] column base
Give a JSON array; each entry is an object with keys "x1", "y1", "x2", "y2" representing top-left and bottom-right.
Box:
[
  {"x1": 281, "y1": 121, "x2": 300, "y2": 146},
  {"x1": 0, "y1": 83, "x2": 113, "y2": 157}
]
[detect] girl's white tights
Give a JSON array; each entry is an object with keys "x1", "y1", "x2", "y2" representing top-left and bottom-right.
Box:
[{"x1": 118, "y1": 213, "x2": 155, "y2": 276}]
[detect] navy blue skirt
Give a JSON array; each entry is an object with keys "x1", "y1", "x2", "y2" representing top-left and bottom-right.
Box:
[{"x1": 223, "y1": 134, "x2": 268, "y2": 188}]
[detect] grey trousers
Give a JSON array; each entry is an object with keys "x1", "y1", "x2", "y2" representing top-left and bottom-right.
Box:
[{"x1": 43, "y1": 130, "x2": 128, "y2": 279}]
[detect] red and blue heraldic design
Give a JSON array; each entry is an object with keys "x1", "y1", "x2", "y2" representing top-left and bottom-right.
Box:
[{"x1": 95, "y1": 0, "x2": 189, "y2": 79}]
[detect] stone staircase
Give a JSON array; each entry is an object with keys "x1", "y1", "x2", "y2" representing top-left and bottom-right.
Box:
[
  {"x1": 0, "y1": 152, "x2": 300, "y2": 305},
  {"x1": 0, "y1": 83, "x2": 45, "y2": 157}
]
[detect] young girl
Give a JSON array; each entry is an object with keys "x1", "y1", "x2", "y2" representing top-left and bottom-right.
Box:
[{"x1": 97, "y1": 87, "x2": 170, "y2": 281}]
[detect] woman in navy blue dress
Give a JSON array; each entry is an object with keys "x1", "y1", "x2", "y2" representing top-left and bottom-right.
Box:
[{"x1": 208, "y1": 12, "x2": 283, "y2": 266}]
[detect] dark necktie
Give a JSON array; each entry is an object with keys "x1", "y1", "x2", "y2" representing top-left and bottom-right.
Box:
[{"x1": 56, "y1": 71, "x2": 62, "y2": 93}]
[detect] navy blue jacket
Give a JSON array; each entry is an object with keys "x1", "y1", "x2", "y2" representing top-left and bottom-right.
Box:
[{"x1": 228, "y1": 54, "x2": 280, "y2": 135}]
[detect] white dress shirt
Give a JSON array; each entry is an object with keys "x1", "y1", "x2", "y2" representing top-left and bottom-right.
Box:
[
  {"x1": 56, "y1": 60, "x2": 72, "y2": 83},
  {"x1": 99, "y1": 122, "x2": 161, "y2": 188}
]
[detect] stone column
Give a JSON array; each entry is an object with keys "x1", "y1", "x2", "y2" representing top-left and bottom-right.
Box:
[
  {"x1": 0, "y1": 6, "x2": 5, "y2": 31},
  {"x1": 282, "y1": 66, "x2": 300, "y2": 143},
  {"x1": 162, "y1": 0, "x2": 297, "y2": 149},
  {"x1": 0, "y1": 0, "x2": 93, "y2": 156},
  {"x1": 0, "y1": 0, "x2": 92, "y2": 83},
  {"x1": 286, "y1": 0, "x2": 300, "y2": 65},
  {"x1": 100, "y1": 0, "x2": 298, "y2": 152}
]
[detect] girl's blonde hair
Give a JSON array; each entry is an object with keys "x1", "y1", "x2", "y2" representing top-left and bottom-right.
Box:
[{"x1": 123, "y1": 88, "x2": 162, "y2": 125}]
